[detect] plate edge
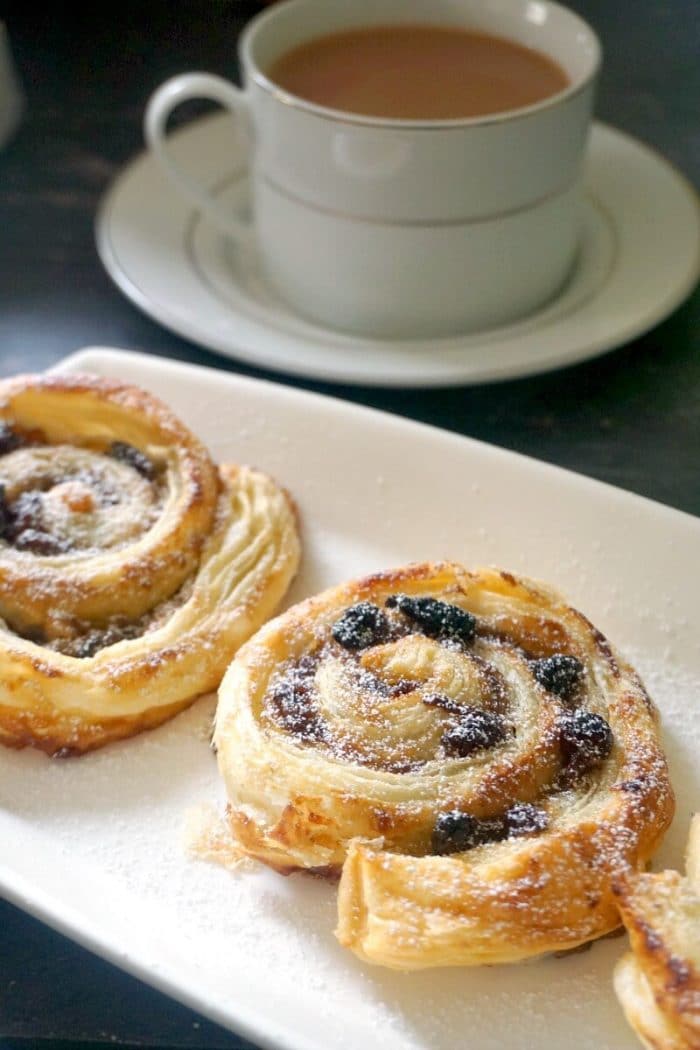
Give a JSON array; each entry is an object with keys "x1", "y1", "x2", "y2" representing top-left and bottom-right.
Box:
[
  {"x1": 93, "y1": 118, "x2": 700, "y2": 389},
  {"x1": 59, "y1": 345, "x2": 700, "y2": 533}
]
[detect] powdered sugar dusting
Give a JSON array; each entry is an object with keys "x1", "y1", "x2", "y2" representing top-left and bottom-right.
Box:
[
  {"x1": 623, "y1": 647, "x2": 700, "y2": 869},
  {"x1": 184, "y1": 802, "x2": 251, "y2": 873},
  {"x1": 0, "y1": 641, "x2": 695, "y2": 1050},
  {"x1": 1, "y1": 349, "x2": 698, "y2": 1050}
]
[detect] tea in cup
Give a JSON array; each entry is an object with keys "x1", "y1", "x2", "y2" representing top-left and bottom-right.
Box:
[{"x1": 144, "y1": 0, "x2": 600, "y2": 338}]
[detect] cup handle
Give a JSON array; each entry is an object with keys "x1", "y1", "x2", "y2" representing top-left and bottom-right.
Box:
[{"x1": 144, "y1": 72, "x2": 253, "y2": 245}]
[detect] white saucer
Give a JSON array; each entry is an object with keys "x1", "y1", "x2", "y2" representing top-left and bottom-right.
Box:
[{"x1": 96, "y1": 114, "x2": 700, "y2": 388}]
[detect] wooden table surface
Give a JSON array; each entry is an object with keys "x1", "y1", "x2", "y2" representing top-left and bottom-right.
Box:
[{"x1": 0, "y1": 2, "x2": 698, "y2": 1048}]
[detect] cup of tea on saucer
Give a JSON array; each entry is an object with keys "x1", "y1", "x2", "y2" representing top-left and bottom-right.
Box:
[{"x1": 144, "y1": 0, "x2": 600, "y2": 339}]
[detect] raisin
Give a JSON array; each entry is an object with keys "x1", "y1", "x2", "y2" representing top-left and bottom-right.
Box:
[
  {"x1": 73, "y1": 632, "x2": 108, "y2": 659},
  {"x1": 20, "y1": 624, "x2": 47, "y2": 645},
  {"x1": 386, "y1": 595, "x2": 476, "y2": 644},
  {"x1": 616, "y1": 778, "x2": 646, "y2": 794},
  {"x1": 0, "y1": 490, "x2": 70, "y2": 554},
  {"x1": 8, "y1": 490, "x2": 44, "y2": 535},
  {"x1": 268, "y1": 658, "x2": 324, "y2": 741},
  {"x1": 431, "y1": 811, "x2": 500, "y2": 854},
  {"x1": 441, "y1": 708, "x2": 506, "y2": 757},
  {"x1": 0, "y1": 422, "x2": 24, "y2": 455},
  {"x1": 332, "y1": 602, "x2": 389, "y2": 650},
  {"x1": 505, "y1": 802, "x2": 549, "y2": 837},
  {"x1": 390, "y1": 678, "x2": 419, "y2": 697},
  {"x1": 72, "y1": 623, "x2": 140, "y2": 658},
  {"x1": 422, "y1": 692, "x2": 463, "y2": 714},
  {"x1": 532, "y1": 654, "x2": 584, "y2": 701},
  {"x1": 109, "y1": 441, "x2": 155, "y2": 480},
  {"x1": 13, "y1": 528, "x2": 67, "y2": 555},
  {"x1": 0, "y1": 484, "x2": 10, "y2": 538},
  {"x1": 560, "y1": 710, "x2": 613, "y2": 771},
  {"x1": 59, "y1": 621, "x2": 131, "y2": 658}
]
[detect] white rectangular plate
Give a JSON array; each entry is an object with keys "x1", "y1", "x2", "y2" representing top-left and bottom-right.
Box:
[{"x1": 2, "y1": 347, "x2": 699, "y2": 1050}]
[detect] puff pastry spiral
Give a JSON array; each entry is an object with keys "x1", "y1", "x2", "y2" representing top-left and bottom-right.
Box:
[
  {"x1": 0, "y1": 373, "x2": 300, "y2": 755},
  {"x1": 215, "y1": 561, "x2": 674, "y2": 969},
  {"x1": 614, "y1": 816, "x2": 700, "y2": 1049}
]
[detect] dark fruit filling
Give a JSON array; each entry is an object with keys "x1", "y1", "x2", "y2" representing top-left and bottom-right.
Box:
[
  {"x1": 332, "y1": 602, "x2": 389, "y2": 650},
  {"x1": 385, "y1": 595, "x2": 476, "y2": 645},
  {"x1": 422, "y1": 692, "x2": 463, "y2": 714},
  {"x1": 70, "y1": 622, "x2": 144, "y2": 658},
  {"x1": 10, "y1": 490, "x2": 44, "y2": 531},
  {"x1": 73, "y1": 633, "x2": 114, "y2": 659},
  {"x1": 531, "y1": 654, "x2": 584, "y2": 701},
  {"x1": 109, "y1": 440, "x2": 156, "y2": 480},
  {"x1": 389, "y1": 678, "x2": 419, "y2": 697},
  {"x1": 12, "y1": 527, "x2": 67, "y2": 555},
  {"x1": 505, "y1": 802, "x2": 549, "y2": 837},
  {"x1": 268, "y1": 656, "x2": 324, "y2": 740},
  {"x1": 432, "y1": 801, "x2": 550, "y2": 855},
  {"x1": 616, "y1": 778, "x2": 646, "y2": 794},
  {"x1": 441, "y1": 707, "x2": 506, "y2": 757},
  {"x1": 0, "y1": 422, "x2": 25, "y2": 456},
  {"x1": 0, "y1": 485, "x2": 10, "y2": 537},
  {"x1": 559, "y1": 709, "x2": 613, "y2": 771},
  {"x1": 0, "y1": 486, "x2": 69, "y2": 555},
  {"x1": 432, "y1": 811, "x2": 498, "y2": 854}
]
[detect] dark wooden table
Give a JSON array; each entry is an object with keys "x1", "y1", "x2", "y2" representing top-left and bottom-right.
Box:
[{"x1": 0, "y1": 2, "x2": 698, "y2": 1048}]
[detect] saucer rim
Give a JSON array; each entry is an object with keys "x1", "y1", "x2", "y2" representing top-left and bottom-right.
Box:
[{"x1": 95, "y1": 117, "x2": 700, "y2": 388}]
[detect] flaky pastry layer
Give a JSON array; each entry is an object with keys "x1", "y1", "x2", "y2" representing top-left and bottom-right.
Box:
[
  {"x1": 0, "y1": 373, "x2": 300, "y2": 754},
  {"x1": 214, "y1": 561, "x2": 674, "y2": 969},
  {"x1": 614, "y1": 815, "x2": 700, "y2": 1049}
]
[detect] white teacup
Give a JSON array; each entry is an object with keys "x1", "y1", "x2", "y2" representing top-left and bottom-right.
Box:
[{"x1": 144, "y1": 0, "x2": 600, "y2": 339}]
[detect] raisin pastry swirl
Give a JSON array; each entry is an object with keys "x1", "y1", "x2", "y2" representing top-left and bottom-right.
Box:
[
  {"x1": 0, "y1": 373, "x2": 300, "y2": 755},
  {"x1": 613, "y1": 816, "x2": 700, "y2": 1049},
  {"x1": 214, "y1": 561, "x2": 674, "y2": 969}
]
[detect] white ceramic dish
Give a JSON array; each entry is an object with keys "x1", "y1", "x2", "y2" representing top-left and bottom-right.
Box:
[
  {"x1": 2, "y1": 346, "x2": 699, "y2": 1050},
  {"x1": 95, "y1": 116, "x2": 700, "y2": 387}
]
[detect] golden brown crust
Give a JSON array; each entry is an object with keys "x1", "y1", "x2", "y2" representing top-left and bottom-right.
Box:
[
  {"x1": 0, "y1": 372, "x2": 219, "y2": 628},
  {"x1": 0, "y1": 373, "x2": 301, "y2": 754},
  {"x1": 214, "y1": 560, "x2": 674, "y2": 969},
  {"x1": 614, "y1": 816, "x2": 700, "y2": 1049}
]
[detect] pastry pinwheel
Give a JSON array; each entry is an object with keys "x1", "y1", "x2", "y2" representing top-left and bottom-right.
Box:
[
  {"x1": 0, "y1": 373, "x2": 300, "y2": 755},
  {"x1": 215, "y1": 561, "x2": 674, "y2": 968}
]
